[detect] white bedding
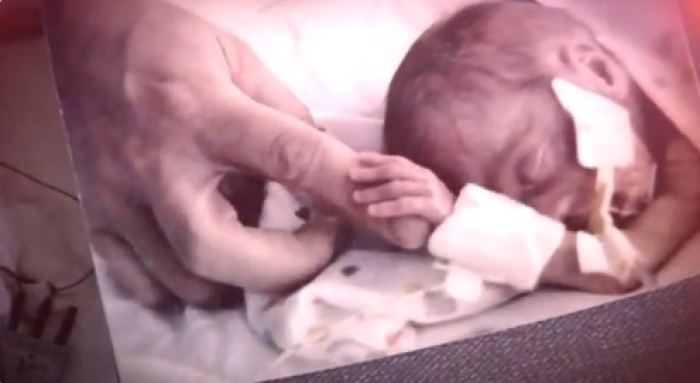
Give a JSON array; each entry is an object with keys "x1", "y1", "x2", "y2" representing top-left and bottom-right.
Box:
[
  {"x1": 98, "y1": 1, "x2": 700, "y2": 382},
  {"x1": 103, "y1": 236, "x2": 700, "y2": 383}
]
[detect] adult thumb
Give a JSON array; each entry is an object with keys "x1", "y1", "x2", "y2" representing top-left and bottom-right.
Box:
[{"x1": 199, "y1": 92, "x2": 431, "y2": 249}]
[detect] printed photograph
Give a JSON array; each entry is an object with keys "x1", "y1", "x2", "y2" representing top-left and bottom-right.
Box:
[
  {"x1": 0, "y1": 1, "x2": 118, "y2": 382},
  {"x1": 40, "y1": 0, "x2": 700, "y2": 382}
]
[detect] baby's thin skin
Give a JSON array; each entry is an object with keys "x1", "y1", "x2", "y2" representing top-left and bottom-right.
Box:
[
  {"x1": 350, "y1": 152, "x2": 456, "y2": 226},
  {"x1": 356, "y1": 2, "x2": 700, "y2": 295},
  {"x1": 350, "y1": 132, "x2": 700, "y2": 294},
  {"x1": 42, "y1": 0, "x2": 430, "y2": 310}
]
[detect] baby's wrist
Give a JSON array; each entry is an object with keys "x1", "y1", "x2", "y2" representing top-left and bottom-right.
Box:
[{"x1": 433, "y1": 192, "x2": 456, "y2": 225}]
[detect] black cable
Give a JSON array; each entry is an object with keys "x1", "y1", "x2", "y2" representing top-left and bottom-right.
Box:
[
  {"x1": 48, "y1": 268, "x2": 95, "y2": 293},
  {"x1": 0, "y1": 265, "x2": 37, "y2": 285},
  {"x1": 0, "y1": 160, "x2": 79, "y2": 203},
  {"x1": 2, "y1": 265, "x2": 96, "y2": 296},
  {"x1": 0, "y1": 159, "x2": 94, "y2": 293}
]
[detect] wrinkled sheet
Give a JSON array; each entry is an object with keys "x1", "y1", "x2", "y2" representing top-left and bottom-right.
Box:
[{"x1": 96, "y1": 1, "x2": 700, "y2": 382}]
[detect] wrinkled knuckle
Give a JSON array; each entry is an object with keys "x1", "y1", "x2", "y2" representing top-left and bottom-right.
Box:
[{"x1": 268, "y1": 131, "x2": 322, "y2": 187}]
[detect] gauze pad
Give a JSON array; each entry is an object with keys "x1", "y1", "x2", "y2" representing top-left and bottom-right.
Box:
[
  {"x1": 551, "y1": 78, "x2": 636, "y2": 169},
  {"x1": 428, "y1": 184, "x2": 566, "y2": 291}
]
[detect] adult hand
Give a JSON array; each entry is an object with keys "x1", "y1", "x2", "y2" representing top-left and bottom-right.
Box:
[{"x1": 43, "y1": 0, "x2": 430, "y2": 310}]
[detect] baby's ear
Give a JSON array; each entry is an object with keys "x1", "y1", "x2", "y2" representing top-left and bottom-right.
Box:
[{"x1": 558, "y1": 41, "x2": 631, "y2": 102}]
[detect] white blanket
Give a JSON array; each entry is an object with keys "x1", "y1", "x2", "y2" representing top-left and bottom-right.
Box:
[
  {"x1": 98, "y1": 0, "x2": 700, "y2": 382},
  {"x1": 103, "y1": 238, "x2": 700, "y2": 382}
]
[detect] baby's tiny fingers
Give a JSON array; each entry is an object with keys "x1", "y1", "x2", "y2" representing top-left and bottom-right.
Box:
[
  {"x1": 350, "y1": 160, "x2": 425, "y2": 183},
  {"x1": 367, "y1": 197, "x2": 427, "y2": 218},
  {"x1": 354, "y1": 151, "x2": 392, "y2": 165},
  {"x1": 353, "y1": 180, "x2": 430, "y2": 204},
  {"x1": 349, "y1": 163, "x2": 394, "y2": 182}
]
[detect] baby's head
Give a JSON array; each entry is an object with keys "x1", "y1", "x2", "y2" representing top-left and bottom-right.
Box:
[{"x1": 383, "y1": 2, "x2": 658, "y2": 229}]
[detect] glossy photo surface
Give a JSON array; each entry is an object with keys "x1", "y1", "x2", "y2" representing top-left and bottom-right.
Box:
[{"x1": 37, "y1": 0, "x2": 700, "y2": 382}]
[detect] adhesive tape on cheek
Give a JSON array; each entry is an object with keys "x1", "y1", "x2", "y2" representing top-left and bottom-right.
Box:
[
  {"x1": 428, "y1": 184, "x2": 566, "y2": 292},
  {"x1": 576, "y1": 231, "x2": 614, "y2": 276},
  {"x1": 551, "y1": 78, "x2": 636, "y2": 169}
]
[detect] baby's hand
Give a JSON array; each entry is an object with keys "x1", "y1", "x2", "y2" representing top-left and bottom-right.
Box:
[{"x1": 349, "y1": 152, "x2": 455, "y2": 225}]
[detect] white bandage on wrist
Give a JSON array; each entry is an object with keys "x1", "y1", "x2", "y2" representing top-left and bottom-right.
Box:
[{"x1": 427, "y1": 184, "x2": 566, "y2": 292}]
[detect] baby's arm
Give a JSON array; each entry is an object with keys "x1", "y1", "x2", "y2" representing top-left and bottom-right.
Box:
[{"x1": 541, "y1": 135, "x2": 700, "y2": 293}]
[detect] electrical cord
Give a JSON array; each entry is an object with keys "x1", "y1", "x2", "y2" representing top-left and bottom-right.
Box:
[
  {"x1": 0, "y1": 160, "x2": 79, "y2": 202},
  {"x1": 0, "y1": 159, "x2": 94, "y2": 294}
]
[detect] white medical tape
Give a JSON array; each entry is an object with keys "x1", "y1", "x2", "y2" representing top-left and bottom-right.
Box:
[{"x1": 551, "y1": 77, "x2": 636, "y2": 169}]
